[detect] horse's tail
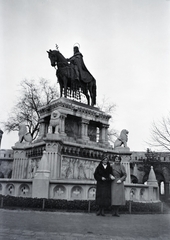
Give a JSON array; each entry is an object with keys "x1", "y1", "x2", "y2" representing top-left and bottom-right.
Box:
[{"x1": 92, "y1": 79, "x2": 97, "y2": 105}]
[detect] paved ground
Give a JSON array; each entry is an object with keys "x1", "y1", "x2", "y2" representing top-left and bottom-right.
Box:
[{"x1": 0, "y1": 209, "x2": 170, "y2": 240}]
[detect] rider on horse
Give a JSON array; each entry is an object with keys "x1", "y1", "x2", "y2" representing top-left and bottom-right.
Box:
[
  {"x1": 47, "y1": 45, "x2": 97, "y2": 106},
  {"x1": 67, "y1": 46, "x2": 94, "y2": 83}
]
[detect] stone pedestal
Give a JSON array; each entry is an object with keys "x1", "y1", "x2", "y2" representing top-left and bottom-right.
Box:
[
  {"x1": 38, "y1": 97, "x2": 111, "y2": 147},
  {"x1": 12, "y1": 98, "x2": 156, "y2": 201},
  {"x1": 32, "y1": 151, "x2": 50, "y2": 198}
]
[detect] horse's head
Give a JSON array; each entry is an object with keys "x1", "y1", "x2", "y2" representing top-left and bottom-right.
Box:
[
  {"x1": 47, "y1": 49, "x2": 58, "y2": 67},
  {"x1": 47, "y1": 49, "x2": 68, "y2": 68}
]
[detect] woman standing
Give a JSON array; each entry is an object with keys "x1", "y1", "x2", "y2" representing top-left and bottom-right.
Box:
[
  {"x1": 94, "y1": 155, "x2": 114, "y2": 216},
  {"x1": 111, "y1": 155, "x2": 127, "y2": 217}
]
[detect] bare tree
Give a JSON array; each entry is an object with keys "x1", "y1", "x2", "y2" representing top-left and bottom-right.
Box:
[
  {"x1": 149, "y1": 116, "x2": 170, "y2": 151},
  {"x1": 96, "y1": 96, "x2": 118, "y2": 143},
  {"x1": 2, "y1": 78, "x2": 59, "y2": 140},
  {"x1": 96, "y1": 96, "x2": 116, "y2": 114}
]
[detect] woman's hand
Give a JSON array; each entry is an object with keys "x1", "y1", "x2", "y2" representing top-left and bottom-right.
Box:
[
  {"x1": 110, "y1": 175, "x2": 115, "y2": 180},
  {"x1": 117, "y1": 179, "x2": 122, "y2": 184}
]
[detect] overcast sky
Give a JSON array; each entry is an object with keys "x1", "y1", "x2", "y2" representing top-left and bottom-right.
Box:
[{"x1": 0, "y1": 0, "x2": 170, "y2": 151}]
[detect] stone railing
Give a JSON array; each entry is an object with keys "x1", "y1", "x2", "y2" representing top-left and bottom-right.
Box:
[
  {"x1": 0, "y1": 179, "x2": 32, "y2": 198},
  {"x1": 0, "y1": 179, "x2": 159, "y2": 203}
]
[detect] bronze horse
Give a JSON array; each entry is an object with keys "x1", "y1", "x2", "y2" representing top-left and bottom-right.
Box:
[{"x1": 47, "y1": 49, "x2": 96, "y2": 106}]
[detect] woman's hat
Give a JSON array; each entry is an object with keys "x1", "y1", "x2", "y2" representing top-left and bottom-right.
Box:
[
  {"x1": 114, "y1": 155, "x2": 122, "y2": 161},
  {"x1": 102, "y1": 154, "x2": 108, "y2": 161}
]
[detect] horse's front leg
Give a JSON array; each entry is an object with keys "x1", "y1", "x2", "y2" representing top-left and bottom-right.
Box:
[
  {"x1": 64, "y1": 88, "x2": 67, "y2": 98},
  {"x1": 60, "y1": 86, "x2": 63, "y2": 97},
  {"x1": 57, "y1": 74, "x2": 63, "y2": 98},
  {"x1": 87, "y1": 94, "x2": 90, "y2": 105},
  {"x1": 63, "y1": 76, "x2": 68, "y2": 98},
  {"x1": 91, "y1": 95, "x2": 95, "y2": 107},
  {"x1": 89, "y1": 84, "x2": 95, "y2": 106}
]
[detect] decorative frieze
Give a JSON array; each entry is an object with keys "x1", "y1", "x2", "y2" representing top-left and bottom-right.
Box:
[
  {"x1": 61, "y1": 156, "x2": 98, "y2": 180},
  {"x1": 25, "y1": 145, "x2": 46, "y2": 158}
]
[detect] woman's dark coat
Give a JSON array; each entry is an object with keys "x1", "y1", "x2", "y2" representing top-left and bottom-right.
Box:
[{"x1": 94, "y1": 161, "x2": 112, "y2": 207}]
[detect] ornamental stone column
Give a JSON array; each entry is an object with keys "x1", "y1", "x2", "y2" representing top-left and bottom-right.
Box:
[
  {"x1": 80, "y1": 119, "x2": 89, "y2": 141},
  {"x1": 104, "y1": 124, "x2": 109, "y2": 142},
  {"x1": 60, "y1": 114, "x2": 67, "y2": 137},
  {"x1": 99, "y1": 124, "x2": 109, "y2": 143},
  {"x1": 119, "y1": 155, "x2": 131, "y2": 184}
]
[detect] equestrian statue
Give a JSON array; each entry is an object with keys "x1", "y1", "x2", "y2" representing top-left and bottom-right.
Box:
[{"x1": 47, "y1": 44, "x2": 96, "y2": 106}]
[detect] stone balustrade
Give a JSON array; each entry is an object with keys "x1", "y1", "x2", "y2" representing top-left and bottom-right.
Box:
[{"x1": 0, "y1": 179, "x2": 159, "y2": 202}]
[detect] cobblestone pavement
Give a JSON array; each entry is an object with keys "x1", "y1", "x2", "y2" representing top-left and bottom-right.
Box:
[{"x1": 0, "y1": 209, "x2": 170, "y2": 240}]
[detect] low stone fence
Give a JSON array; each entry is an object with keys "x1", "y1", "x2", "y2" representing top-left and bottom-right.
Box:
[
  {"x1": 0, "y1": 179, "x2": 32, "y2": 197},
  {"x1": 0, "y1": 179, "x2": 159, "y2": 203}
]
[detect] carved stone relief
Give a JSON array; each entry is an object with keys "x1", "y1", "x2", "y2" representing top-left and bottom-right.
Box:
[
  {"x1": 19, "y1": 184, "x2": 31, "y2": 197},
  {"x1": 71, "y1": 186, "x2": 82, "y2": 198},
  {"x1": 27, "y1": 159, "x2": 40, "y2": 179},
  {"x1": 6, "y1": 184, "x2": 15, "y2": 196},
  {"x1": 88, "y1": 187, "x2": 96, "y2": 199},
  {"x1": 54, "y1": 185, "x2": 66, "y2": 198},
  {"x1": 61, "y1": 157, "x2": 98, "y2": 180}
]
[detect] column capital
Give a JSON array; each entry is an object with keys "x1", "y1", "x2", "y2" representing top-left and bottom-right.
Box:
[
  {"x1": 81, "y1": 118, "x2": 89, "y2": 124},
  {"x1": 101, "y1": 123, "x2": 109, "y2": 128}
]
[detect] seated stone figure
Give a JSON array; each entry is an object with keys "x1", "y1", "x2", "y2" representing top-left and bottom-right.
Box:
[
  {"x1": 48, "y1": 110, "x2": 61, "y2": 134},
  {"x1": 18, "y1": 124, "x2": 32, "y2": 143},
  {"x1": 114, "y1": 129, "x2": 129, "y2": 148}
]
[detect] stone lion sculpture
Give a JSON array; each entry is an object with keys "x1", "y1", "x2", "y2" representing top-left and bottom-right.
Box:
[
  {"x1": 48, "y1": 110, "x2": 61, "y2": 134},
  {"x1": 114, "y1": 129, "x2": 129, "y2": 148},
  {"x1": 18, "y1": 124, "x2": 32, "y2": 143}
]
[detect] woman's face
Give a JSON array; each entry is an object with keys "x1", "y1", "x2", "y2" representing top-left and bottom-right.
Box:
[
  {"x1": 115, "y1": 156, "x2": 120, "y2": 164},
  {"x1": 102, "y1": 158, "x2": 108, "y2": 165}
]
